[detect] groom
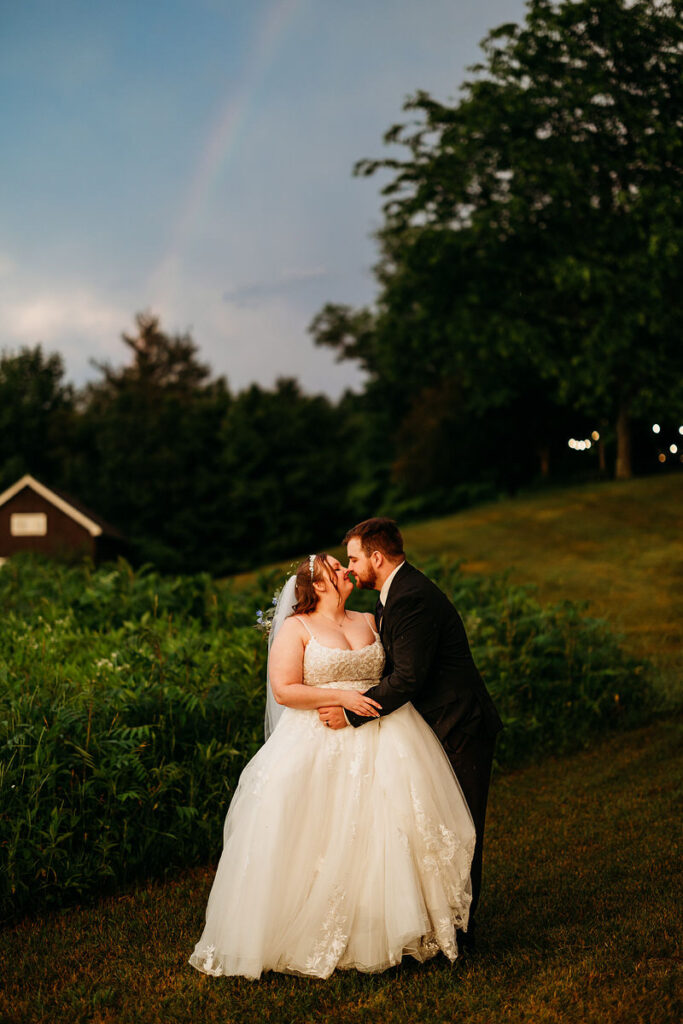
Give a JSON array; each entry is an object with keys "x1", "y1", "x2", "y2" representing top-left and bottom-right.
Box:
[{"x1": 318, "y1": 517, "x2": 503, "y2": 955}]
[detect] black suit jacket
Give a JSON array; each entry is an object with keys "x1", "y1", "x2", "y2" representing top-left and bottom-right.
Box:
[{"x1": 346, "y1": 562, "x2": 503, "y2": 741}]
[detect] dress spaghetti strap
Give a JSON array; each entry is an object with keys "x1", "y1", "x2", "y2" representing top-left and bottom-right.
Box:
[
  {"x1": 366, "y1": 613, "x2": 380, "y2": 639},
  {"x1": 296, "y1": 615, "x2": 316, "y2": 638}
]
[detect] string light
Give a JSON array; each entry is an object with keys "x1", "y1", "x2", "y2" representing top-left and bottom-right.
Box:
[
  {"x1": 591, "y1": 430, "x2": 600, "y2": 441},
  {"x1": 658, "y1": 453, "x2": 666, "y2": 463},
  {"x1": 670, "y1": 444, "x2": 678, "y2": 455},
  {"x1": 652, "y1": 424, "x2": 661, "y2": 434},
  {"x1": 567, "y1": 437, "x2": 595, "y2": 452}
]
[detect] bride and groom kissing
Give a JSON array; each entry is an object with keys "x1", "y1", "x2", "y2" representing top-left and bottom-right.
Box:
[{"x1": 189, "y1": 517, "x2": 503, "y2": 980}]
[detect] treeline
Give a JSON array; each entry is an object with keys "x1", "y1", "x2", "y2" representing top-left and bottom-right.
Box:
[
  {"x1": 3, "y1": 0, "x2": 682, "y2": 574},
  {"x1": 0, "y1": 321, "x2": 352, "y2": 574}
]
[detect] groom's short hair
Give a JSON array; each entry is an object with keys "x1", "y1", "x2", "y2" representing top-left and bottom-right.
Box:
[{"x1": 343, "y1": 517, "x2": 404, "y2": 560}]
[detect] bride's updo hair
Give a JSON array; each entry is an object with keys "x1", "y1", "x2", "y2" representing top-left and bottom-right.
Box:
[{"x1": 293, "y1": 553, "x2": 339, "y2": 614}]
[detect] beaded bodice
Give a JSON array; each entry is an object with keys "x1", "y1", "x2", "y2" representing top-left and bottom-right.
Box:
[{"x1": 303, "y1": 634, "x2": 385, "y2": 691}]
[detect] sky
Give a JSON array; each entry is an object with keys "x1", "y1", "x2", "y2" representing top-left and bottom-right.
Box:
[{"x1": 1, "y1": 0, "x2": 528, "y2": 398}]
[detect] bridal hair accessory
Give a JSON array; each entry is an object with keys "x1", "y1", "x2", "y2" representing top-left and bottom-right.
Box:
[{"x1": 309, "y1": 554, "x2": 316, "y2": 578}]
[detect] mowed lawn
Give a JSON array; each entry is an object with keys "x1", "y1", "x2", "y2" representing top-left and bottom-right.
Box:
[
  {"x1": 402, "y1": 475, "x2": 682, "y2": 684},
  {"x1": 2, "y1": 475, "x2": 680, "y2": 1023},
  {"x1": 1, "y1": 719, "x2": 680, "y2": 1024},
  {"x1": 241, "y1": 475, "x2": 682, "y2": 695}
]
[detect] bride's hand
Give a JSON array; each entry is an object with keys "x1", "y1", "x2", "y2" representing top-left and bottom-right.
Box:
[{"x1": 340, "y1": 692, "x2": 382, "y2": 718}]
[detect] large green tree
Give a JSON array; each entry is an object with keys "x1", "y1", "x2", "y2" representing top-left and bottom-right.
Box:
[
  {"x1": 70, "y1": 313, "x2": 232, "y2": 571},
  {"x1": 315, "y1": 0, "x2": 683, "y2": 480}
]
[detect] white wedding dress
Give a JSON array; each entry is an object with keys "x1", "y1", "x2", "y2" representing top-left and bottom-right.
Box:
[{"x1": 189, "y1": 625, "x2": 476, "y2": 980}]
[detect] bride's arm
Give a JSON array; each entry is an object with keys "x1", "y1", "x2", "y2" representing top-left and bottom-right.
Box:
[{"x1": 268, "y1": 619, "x2": 381, "y2": 717}]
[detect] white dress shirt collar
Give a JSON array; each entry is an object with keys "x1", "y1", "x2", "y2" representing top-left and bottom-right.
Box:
[{"x1": 379, "y1": 560, "x2": 406, "y2": 607}]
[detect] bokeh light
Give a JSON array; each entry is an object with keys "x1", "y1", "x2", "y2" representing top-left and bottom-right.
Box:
[
  {"x1": 568, "y1": 437, "x2": 597, "y2": 452},
  {"x1": 652, "y1": 424, "x2": 661, "y2": 434}
]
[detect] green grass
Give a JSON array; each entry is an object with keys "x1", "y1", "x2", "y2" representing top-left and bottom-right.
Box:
[
  {"x1": 2, "y1": 476, "x2": 679, "y2": 1022},
  {"x1": 240, "y1": 475, "x2": 683, "y2": 699},
  {"x1": 402, "y1": 476, "x2": 682, "y2": 669},
  {"x1": 2, "y1": 718, "x2": 680, "y2": 1024}
]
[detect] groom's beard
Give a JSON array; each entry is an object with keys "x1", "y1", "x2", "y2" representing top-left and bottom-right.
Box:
[{"x1": 354, "y1": 567, "x2": 377, "y2": 590}]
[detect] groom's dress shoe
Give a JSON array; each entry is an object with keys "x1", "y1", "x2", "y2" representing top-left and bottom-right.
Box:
[{"x1": 456, "y1": 925, "x2": 476, "y2": 957}]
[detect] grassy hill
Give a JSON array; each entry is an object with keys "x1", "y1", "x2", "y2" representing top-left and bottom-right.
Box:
[
  {"x1": 404, "y1": 476, "x2": 682, "y2": 668},
  {"x1": 242, "y1": 474, "x2": 682, "y2": 697},
  {"x1": 2, "y1": 475, "x2": 680, "y2": 1023}
]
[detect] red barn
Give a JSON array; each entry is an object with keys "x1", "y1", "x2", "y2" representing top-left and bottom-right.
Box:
[{"x1": 0, "y1": 474, "x2": 127, "y2": 566}]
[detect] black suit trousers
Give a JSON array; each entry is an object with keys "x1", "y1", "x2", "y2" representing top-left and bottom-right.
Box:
[{"x1": 424, "y1": 713, "x2": 497, "y2": 923}]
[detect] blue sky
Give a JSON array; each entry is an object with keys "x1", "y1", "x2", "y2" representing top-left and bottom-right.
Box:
[{"x1": 1, "y1": 0, "x2": 527, "y2": 397}]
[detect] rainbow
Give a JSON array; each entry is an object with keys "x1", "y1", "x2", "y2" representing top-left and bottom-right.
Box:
[{"x1": 149, "y1": 0, "x2": 307, "y2": 299}]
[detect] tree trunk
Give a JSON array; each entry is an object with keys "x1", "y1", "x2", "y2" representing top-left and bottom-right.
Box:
[
  {"x1": 538, "y1": 443, "x2": 550, "y2": 478},
  {"x1": 615, "y1": 401, "x2": 632, "y2": 479},
  {"x1": 598, "y1": 438, "x2": 606, "y2": 474}
]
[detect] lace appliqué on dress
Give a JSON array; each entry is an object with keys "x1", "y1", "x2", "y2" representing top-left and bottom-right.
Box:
[
  {"x1": 193, "y1": 944, "x2": 224, "y2": 977},
  {"x1": 302, "y1": 634, "x2": 385, "y2": 690},
  {"x1": 302, "y1": 887, "x2": 349, "y2": 978}
]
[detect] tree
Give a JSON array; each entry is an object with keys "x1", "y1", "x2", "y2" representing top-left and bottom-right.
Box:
[
  {"x1": 0, "y1": 345, "x2": 75, "y2": 488},
  {"x1": 217, "y1": 378, "x2": 353, "y2": 570},
  {"x1": 92, "y1": 311, "x2": 213, "y2": 395},
  {"x1": 72, "y1": 313, "x2": 232, "y2": 571},
  {"x1": 316, "y1": 0, "x2": 683, "y2": 480}
]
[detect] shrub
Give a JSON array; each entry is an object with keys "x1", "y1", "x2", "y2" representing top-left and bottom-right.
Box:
[
  {"x1": 428, "y1": 560, "x2": 656, "y2": 765},
  {"x1": 0, "y1": 554, "x2": 655, "y2": 921}
]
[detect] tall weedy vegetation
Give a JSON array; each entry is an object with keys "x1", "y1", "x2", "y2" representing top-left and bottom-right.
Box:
[{"x1": 0, "y1": 554, "x2": 654, "y2": 922}]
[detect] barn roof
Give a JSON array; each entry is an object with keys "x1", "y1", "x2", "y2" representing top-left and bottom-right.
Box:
[{"x1": 0, "y1": 474, "x2": 125, "y2": 540}]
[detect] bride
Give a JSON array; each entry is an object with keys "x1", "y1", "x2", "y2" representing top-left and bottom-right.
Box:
[{"x1": 189, "y1": 553, "x2": 476, "y2": 980}]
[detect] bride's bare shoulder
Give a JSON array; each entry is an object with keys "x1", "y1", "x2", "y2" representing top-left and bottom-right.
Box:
[
  {"x1": 347, "y1": 610, "x2": 377, "y2": 629},
  {"x1": 273, "y1": 615, "x2": 308, "y2": 644}
]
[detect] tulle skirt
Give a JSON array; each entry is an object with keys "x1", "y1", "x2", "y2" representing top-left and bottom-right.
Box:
[{"x1": 189, "y1": 702, "x2": 475, "y2": 979}]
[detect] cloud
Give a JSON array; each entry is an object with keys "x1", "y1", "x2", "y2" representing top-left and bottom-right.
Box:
[
  {"x1": 222, "y1": 266, "x2": 329, "y2": 306},
  {"x1": 0, "y1": 267, "x2": 131, "y2": 381},
  {"x1": 153, "y1": 269, "x2": 365, "y2": 398},
  {"x1": 283, "y1": 266, "x2": 329, "y2": 283},
  {"x1": 143, "y1": 255, "x2": 364, "y2": 398},
  {"x1": 4, "y1": 291, "x2": 124, "y2": 344}
]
